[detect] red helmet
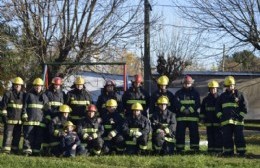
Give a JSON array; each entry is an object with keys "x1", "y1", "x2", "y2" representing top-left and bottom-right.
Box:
[
  {"x1": 52, "y1": 77, "x2": 62, "y2": 85},
  {"x1": 87, "y1": 104, "x2": 97, "y2": 112},
  {"x1": 134, "y1": 74, "x2": 143, "y2": 83},
  {"x1": 105, "y1": 80, "x2": 115, "y2": 87},
  {"x1": 183, "y1": 75, "x2": 194, "y2": 84}
]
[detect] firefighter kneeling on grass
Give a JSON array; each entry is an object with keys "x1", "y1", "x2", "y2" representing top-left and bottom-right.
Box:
[
  {"x1": 49, "y1": 104, "x2": 71, "y2": 156},
  {"x1": 122, "y1": 102, "x2": 150, "y2": 155},
  {"x1": 77, "y1": 104, "x2": 104, "y2": 155},
  {"x1": 101, "y1": 99, "x2": 125, "y2": 154},
  {"x1": 151, "y1": 96, "x2": 175, "y2": 155},
  {"x1": 216, "y1": 76, "x2": 247, "y2": 156}
]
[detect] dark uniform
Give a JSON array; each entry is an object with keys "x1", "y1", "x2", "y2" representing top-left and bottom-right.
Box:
[
  {"x1": 175, "y1": 87, "x2": 200, "y2": 152},
  {"x1": 216, "y1": 89, "x2": 247, "y2": 156},
  {"x1": 151, "y1": 109, "x2": 175, "y2": 155},
  {"x1": 49, "y1": 114, "x2": 69, "y2": 156},
  {"x1": 122, "y1": 86, "x2": 150, "y2": 118},
  {"x1": 201, "y1": 93, "x2": 223, "y2": 153},
  {"x1": 77, "y1": 116, "x2": 104, "y2": 155},
  {"x1": 96, "y1": 89, "x2": 121, "y2": 118},
  {"x1": 122, "y1": 114, "x2": 150, "y2": 154},
  {"x1": 22, "y1": 90, "x2": 50, "y2": 155},
  {"x1": 66, "y1": 88, "x2": 92, "y2": 125},
  {"x1": 101, "y1": 109, "x2": 125, "y2": 154},
  {"x1": 0, "y1": 89, "x2": 25, "y2": 153},
  {"x1": 61, "y1": 131, "x2": 85, "y2": 157}
]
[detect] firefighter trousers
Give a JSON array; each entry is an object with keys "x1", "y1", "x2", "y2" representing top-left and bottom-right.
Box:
[
  {"x1": 125, "y1": 134, "x2": 148, "y2": 154},
  {"x1": 2, "y1": 124, "x2": 22, "y2": 153},
  {"x1": 23, "y1": 125, "x2": 44, "y2": 154},
  {"x1": 206, "y1": 126, "x2": 223, "y2": 153},
  {"x1": 85, "y1": 137, "x2": 104, "y2": 155},
  {"x1": 103, "y1": 135, "x2": 125, "y2": 154},
  {"x1": 152, "y1": 133, "x2": 175, "y2": 155},
  {"x1": 176, "y1": 121, "x2": 200, "y2": 152},
  {"x1": 222, "y1": 124, "x2": 246, "y2": 155}
]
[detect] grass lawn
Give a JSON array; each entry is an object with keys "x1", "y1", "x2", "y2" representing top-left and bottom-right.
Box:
[{"x1": 0, "y1": 134, "x2": 259, "y2": 168}]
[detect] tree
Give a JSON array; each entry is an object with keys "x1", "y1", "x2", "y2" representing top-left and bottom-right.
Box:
[
  {"x1": 173, "y1": 0, "x2": 260, "y2": 50},
  {"x1": 220, "y1": 50, "x2": 260, "y2": 72},
  {"x1": 152, "y1": 26, "x2": 201, "y2": 83},
  {"x1": 0, "y1": 0, "x2": 146, "y2": 81}
]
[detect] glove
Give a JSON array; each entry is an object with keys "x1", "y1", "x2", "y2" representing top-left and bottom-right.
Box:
[
  {"x1": 83, "y1": 133, "x2": 89, "y2": 140},
  {"x1": 22, "y1": 113, "x2": 28, "y2": 122},
  {"x1": 133, "y1": 131, "x2": 142, "y2": 138}
]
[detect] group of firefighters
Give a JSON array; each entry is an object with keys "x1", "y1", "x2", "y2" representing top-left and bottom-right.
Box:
[{"x1": 0, "y1": 73, "x2": 247, "y2": 157}]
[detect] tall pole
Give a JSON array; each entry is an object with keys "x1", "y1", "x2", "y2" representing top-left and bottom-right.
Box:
[
  {"x1": 144, "y1": 0, "x2": 151, "y2": 94},
  {"x1": 222, "y1": 44, "x2": 225, "y2": 72}
]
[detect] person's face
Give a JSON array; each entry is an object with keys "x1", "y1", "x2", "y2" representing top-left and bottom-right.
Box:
[
  {"x1": 133, "y1": 110, "x2": 141, "y2": 117},
  {"x1": 107, "y1": 106, "x2": 116, "y2": 113},
  {"x1": 67, "y1": 125, "x2": 74, "y2": 132},
  {"x1": 88, "y1": 111, "x2": 95, "y2": 118},
  {"x1": 227, "y1": 84, "x2": 235, "y2": 91},
  {"x1": 13, "y1": 84, "x2": 22, "y2": 92},
  {"x1": 76, "y1": 84, "x2": 83, "y2": 90},
  {"x1": 62, "y1": 112, "x2": 69, "y2": 118},
  {"x1": 159, "y1": 85, "x2": 167, "y2": 90},
  {"x1": 106, "y1": 85, "x2": 114, "y2": 92},
  {"x1": 209, "y1": 87, "x2": 218, "y2": 94},
  {"x1": 34, "y1": 85, "x2": 43, "y2": 93},
  {"x1": 54, "y1": 84, "x2": 61, "y2": 90},
  {"x1": 159, "y1": 104, "x2": 167, "y2": 111},
  {"x1": 183, "y1": 83, "x2": 192, "y2": 89}
]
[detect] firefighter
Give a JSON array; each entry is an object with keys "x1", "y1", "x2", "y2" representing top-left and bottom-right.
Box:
[
  {"x1": 66, "y1": 76, "x2": 92, "y2": 125},
  {"x1": 151, "y1": 96, "x2": 175, "y2": 155},
  {"x1": 22, "y1": 78, "x2": 50, "y2": 156},
  {"x1": 43, "y1": 77, "x2": 66, "y2": 154},
  {"x1": 216, "y1": 76, "x2": 247, "y2": 156},
  {"x1": 77, "y1": 104, "x2": 104, "y2": 155},
  {"x1": 122, "y1": 74, "x2": 150, "y2": 118},
  {"x1": 96, "y1": 80, "x2": 122, "y2": 118},
  {"x1": 49, "y1": 104, "x2": 71, "y2": 156},
  {"x1": 150, "y1": 75, "x2": 176, "y2": 117},
  {"x1": 0, "y1": 77, "x2": 25, "y2": 154},
  {"x1": 122, "y1": 102, "x2": 150, "y2": 155},
  {"x1": 101, "y1": 99, "x2": 125, "y2": 154},
  {"x1": 61, "y1": 121, "x2": 85, "y2": 157},
  {"x1": 200, "y1": 80, "x2": 223, "y2": 154},
  {"x1": 175, "y1": 75, "x2": 200, "y2": 153}
]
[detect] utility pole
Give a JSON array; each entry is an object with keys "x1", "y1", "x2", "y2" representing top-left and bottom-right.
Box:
[
  {"x1": 222, "y1": 44, "x2": 225, "y2": 72},
  {"x1": 144, "y1": 0, "x2": 152, "y2": 93}
]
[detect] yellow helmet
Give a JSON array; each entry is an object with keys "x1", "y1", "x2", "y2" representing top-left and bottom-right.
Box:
[
  {"x1": 63, "y1": 121, "x2": 76, "y2": 129},
  {"x1": 157, "y1": 96, "x2": 169, "y2": 105},
  {"x1": 59, "y1": 104, "x2": 71, "y2": 113},
  {"x1": 12, "y1": 77, "x2": 24, "y2": 85},
  {"x1": 33, "y1": 78, "x2": 44, "y2": 86},
  {"x1": 74, "y1": 76, "x2": 85, "y2": 85},
  {"x1": 106, "y1": 99, "x2": 118, "y2": 107},
  {"x1": 131, "y1": 102, "x2": 143, "y2": 111},
  {"x1": 224, "y1": 76, "x2": 235, "y2": 86},
  {"x1": 208, "y1": 80, "x2": 219, "y2": 88},
  {"x1": 157, "y1": 75, "x2": 169, "y2": 85}
]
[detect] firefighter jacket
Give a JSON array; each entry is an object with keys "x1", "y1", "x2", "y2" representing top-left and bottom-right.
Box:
[
  {"x1": 122, "y1": 114, "x2": 150, "y2": 137},
  {"x1": 150, "y1": 90, "x2": 176, "y2": 114},
  {"x1": 96, "y1": 90, "x2": 122, "y2": 118},
  {"x1": 77, "y1": 116, "x2": 104, "y2": 141},
  {"x1": 22, "y1": 90, "x2": 50, "y2": 126},
  {"x1": 215, "y1": 89, "x2": 247, "y2": 126},
  {"x1": 101, "y1": 109, "x2": 124, "y2": 140},
  {"x1": 175, "y1": 87, "x2": 201, "y2": 122},
  {"x1": 45, "y1": 87, "x2": 66, "y2": 118},
  {"x1": 151, "y1": 109, "x2": 175, "y2": 139},
  {"x1": 0, "y1": 89, "x2": 25, "y2": 125},
  {"x1": 122, "y1": 86, "x2": 150, "y2": 116},
  {"x1": 201, "y1": 93, "x2": 220, "y2": 127},
  {"x1": 49, "y1": 114, "x2": 69, "y2": 138},
  {"x1": 62, "y1": 131, "x2": 81, "y2": 149},
  {"x1": 66, "y1": 89, "x2": 92, "y2": 120}
]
